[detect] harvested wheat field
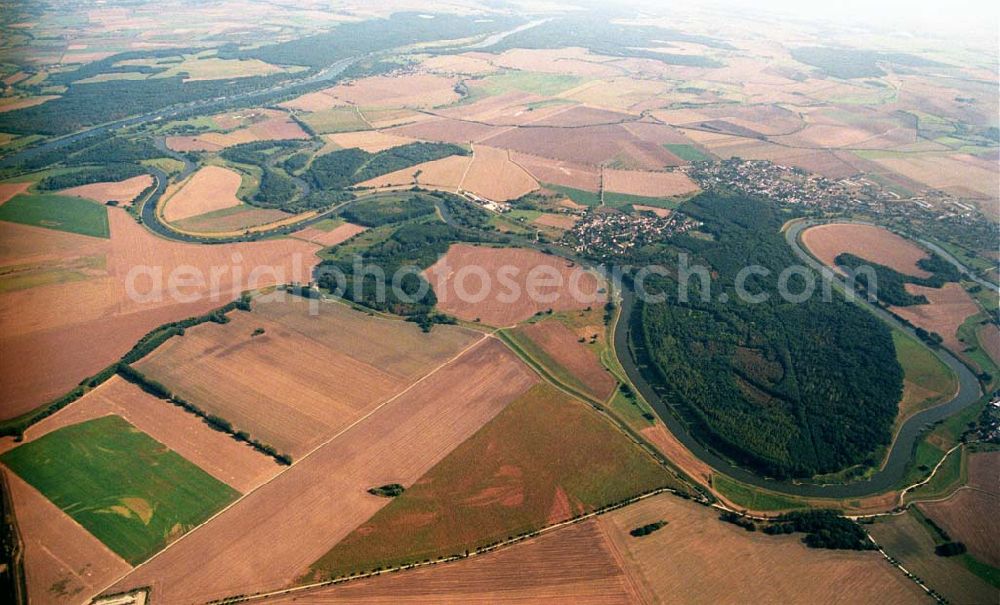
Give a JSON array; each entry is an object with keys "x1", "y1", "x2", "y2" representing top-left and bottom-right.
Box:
[
  {"x1": 310, "y1": 382, "x2": 673, "y2": 579},
  {"x1": 419, "y1": 52, "x2": 498, "y2": 75},
  {"x1": 512, "y1": 319, "x2": 615, "y2": 399},
  {"x1": 461, "y1": 145, "x2": 538, "y2": 201},
  {"x1": 260, "y1": 521, "x2": 636, "y2": 604},
  {"x1": 0, "y1": 181, "x2": 31, "y2": 205},
  {"x1": 632, "y1": 204, "x2": 671, "y2": 217},
  {"x1": 105, "y1": 338, "x2": 536, "y2": 604},
  {"x1": 3, "y1": 470, "x2": 132, "y2": 605},
  {"x1": 326, "y1": 73, "x2": 461, "y2": 108},
  {"x1": 388, "y1": 116, "x2": 506, "y2": 145},
  {"x1": 162, "y1": 166, "x2": 242, "y2": 222},
  {"x1": 324, "y1": 130, "x2": 416, "y2": 153},
  {"x1": 869, "y1": 508, "x2": 995, "y2": 604},
  {"x1": 135, "y1": 296, "x2": 479, "y2": 458},
  {"x1": 0, "y1": 376, "x2": 281, "y2": 493},
  {"x1": 280, "y1": 90, "x2": 346, "y2": 112},
  {"x1": 890, "y1": 283, "x2": 980, "y2": 352},
  {"x1": 533, "y1": 213, "x2": 577, "y2": 230},
  {"x1": 603, "y1": 169, "x2": 700, "y2": 198},
  {"x1": 599, "y1": 493, "x2": 928, "y2": 604},
  {"x1": 0, "y1": 209, "x2": 319, "y2": 421},
  {"x1": 59, "y1": 174, "x2": 153, "y2": 205},
  {"x1": 290, "y1": 221, "x2": 366, "y2": 246},
  {"x1": 641, "y1": 424, "x2": 713, "y2": 488},
  {"x1": 801, "y1": 223, "x2": 932, "y2": 278},
  {"x1": 360, "y1": 154, "x2": 472, "y2": 191},
  {"x1": 426, "y1": 244, "x2": 604, "y2": 326},
  {"x1": 918, "y1": 451, "x2": 999, "y2": 567},
  {"x1": 166, "y1": 109, "x2": 309, "y2": 151},
  {"x1": 481, "y1": 123, "x2": 676, "y2": 169},
  {"x1": 510, "y1": 152, "x2": 600, "y2": 190}
]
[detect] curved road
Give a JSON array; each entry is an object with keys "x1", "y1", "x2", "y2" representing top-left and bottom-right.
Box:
[{"x1": 613, "y1": 219, "x2": 983, "y2": 498}]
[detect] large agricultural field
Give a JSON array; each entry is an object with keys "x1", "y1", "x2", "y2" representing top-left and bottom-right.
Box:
[
  {"x1": 1, "y1": 416, "x2": 239, "y2": 565},
  {"x1": 135, "y1": 297, "x2": 481, "y2": 457},
  {"x1": 426, "y1": 244, "x2": 604, "y2": 326},
  {"x1": 0, "y1": 2, "x2": 997, "y2": 604},
  {"x1": 309, "y1": 383, "x2": 675, "y2": 578}
]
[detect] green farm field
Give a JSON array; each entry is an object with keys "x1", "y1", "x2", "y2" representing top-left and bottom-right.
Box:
[
  {"x1": 0, "y1": 192, "x2": 110, "y2": 238},
  {"x1": 309, "y1": 383, "x2": 674, "y2": 578},
  {"x1": 0, "y1": 415, "x2": 238, "y2": 564},
  {"x1": 892, "y1": 328, "x2": 957, "y2": 424}
]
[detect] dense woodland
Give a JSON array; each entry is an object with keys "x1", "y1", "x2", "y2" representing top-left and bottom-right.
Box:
[
  {"x1": 308, "y1": 142, "x2": 468, "y2": 190},
  {"x1": 834, "y1": 251, "x2": 962, "y2": 307},
  {"x1": 633, "y1": 193, "x2": 903, "y2": 478},
  {"x1": 37, "y1": 164, "x2": 149, "y2": 191},
  {"x1": 341, "y1": 194, "x2": 436, "y2": 227}
]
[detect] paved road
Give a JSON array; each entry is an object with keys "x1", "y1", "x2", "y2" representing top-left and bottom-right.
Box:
[{"x1": 612, "y1": 219, "x2": 983, "y2": 498}]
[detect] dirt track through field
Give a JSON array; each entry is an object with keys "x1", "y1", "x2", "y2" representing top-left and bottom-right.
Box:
[{"x1": 104, "y1": 337, "x2": 538, "y2": 604}]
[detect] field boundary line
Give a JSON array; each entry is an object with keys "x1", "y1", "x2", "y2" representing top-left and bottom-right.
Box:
[
  {"x1": 93, "y1": 332, "x2": 492, "y2": 601},
  {"x1": 207, "y1": 486, "x2": 683, "y2": 604}
]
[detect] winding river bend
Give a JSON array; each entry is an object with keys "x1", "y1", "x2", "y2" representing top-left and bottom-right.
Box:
[{"x1": 613, "y1": 219, "x2": 983, "y2": 499}]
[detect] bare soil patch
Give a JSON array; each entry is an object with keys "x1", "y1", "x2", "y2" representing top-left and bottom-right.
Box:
[
  {"x1": 135, "y1": 297, "x2": 479, "y2": 458},
  {"x1": 162, "y1": 166, "x2": 242, "y2": 222},
  {"x1": 60, "y1": 174, "x2": 153, "y2": 206},
  {"x1": 389, "y1": 116, "x2": 506, "y2": 145},
  {"x1": 359, "y1": 154, "x2": 471, "y2": 191},
  {"x1": 324, "y1": 131, "x2": 416, "y2": 153},
  {"x1": 801, "y1": 223, "x2": 931, "y2": 278},
  {"x1": 481, "y1": 123, "x2": 676, "y2": 169},
  {"x1": 105, "y1": 338, "x2": 535, "y2": 604},
  {"x1": 326, "y1": 74, "x2": 461, "y2": 108},
  {"x1": 0, "y1": 210, "x2": 319, "y2": 420},
  {"x1": 918, "y1": 451, "x2": 999, "y2": 567},
  {"x1": 290, "y1": 222, "x2": 366, "y2": 246},
  {"x1": 510, "y1": 152, "x2": 600, "y2": 191},
  {"x1": 260, "y1": 521, "x2": 635, "y2": 604},
  {"x1": 603, "y1": 169, "x2": 700, "y2": 198},
  {"x1": 0, "y1": 181, "x2": 31, "y2": 206},
  {"x1": 3, "y1": 470, "x2": 131, "y2": 605},
  {"x1": 600, "y1": 492, "x2": 927, "y2": 604},
  {"x1": 515, "y1": 320, "x2": 615, "y2": 399},
  {"x1": 461, "y1": 145, "x2": 538, "y2": 201},
  {"x1": 426, "y1": 244, "x2": 604, "y2": 326},
  {"x1": 533, "y1": 213, "x2": 578, "y2": 230},
  {"x1": 890, "y1": 283, "x2": 980, "y2": 352}
]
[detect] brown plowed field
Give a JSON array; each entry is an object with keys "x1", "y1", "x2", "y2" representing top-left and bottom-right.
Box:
[
  {"x1": 533, "y1": 213, "x2": 577, "y2": 230},
  {"x1": 890, "y1": 283, "x2": 980, "y2": 352},
  {"x1": 979, "y1": 323, "x2": 1000, "y2": 366},
  {"x1": 260, "y1": 520, "x2": 636, "y2": 604},
  {"x1": 162, "y1": 166, "x2": 242, "y2": 222},
  {"x1": 359, "y1": 154, "x2": 471, "y2": 191},
  {"x1": 326, "y1": 73, "x2": 461, "y2": 108},
  {"x1": 480, "y1": 123, "x2": 676, "y2": 168},
  {"x1": 165, "y1": 109, "x2": 309, "y2": 151},
  {"x1": 60, "y1": 174, "x2": 153, "y2": 205},
  {"x1": 105, "y1": 337, "x2": 536, "y2": 604},
  {"x1": 135, "y1": 297, "x2": 479, "y2": 458},
  {"x1": 0, "y1": 210, "x2": 319, "y2": 420},
  {"x1": 640, "y1": 424, "x2": 712, "y2": 488},
  {"x1": 4, "y1": 470, "x2": 132, "y2": 605},
  {"x1": 324, "y1": 131, "x2": 416, "y2": 153},
  {"x1": 603, "y1": 169, "x2": 700, "y2": 198},
  {"x1": 918, "y1": 451, "x2": 999, "y2": 567},
  {"x1": 426, "y1": 244, "x2": 604, "y2": 326},
  {"x1": 0, "y1": 181, "x2": 31, "y2": 206},
  {"x1": 388, "y1": 116, "x2": 507, "y2": 145},
  {"x1": 599, "y1": 493, "x2": 928, "y2": 604},
  {"x1": 461, "y1": 145, "x2": 538, "y2": 201},
  {"x1": 801, "y1": 223, "x2": 932, "y2": 278},
  {"x1": 510, "y1": 152, "x2": 600, "y2": 190},
  {"x1": 290, "y1": 222, "x2": 366, "y2": 246},
  {"x1": 515, "y1": 320, "x2": 615, "y2": 399},
  {"x1": 0, "y1": 376, "x2": 281, "y2": 493},
  {"x1": 529, "y1": 105, "x2": 636, "y2": 128},
  {"x1": 279, "y1": 90, "x2": 345, "y2": 112}
]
